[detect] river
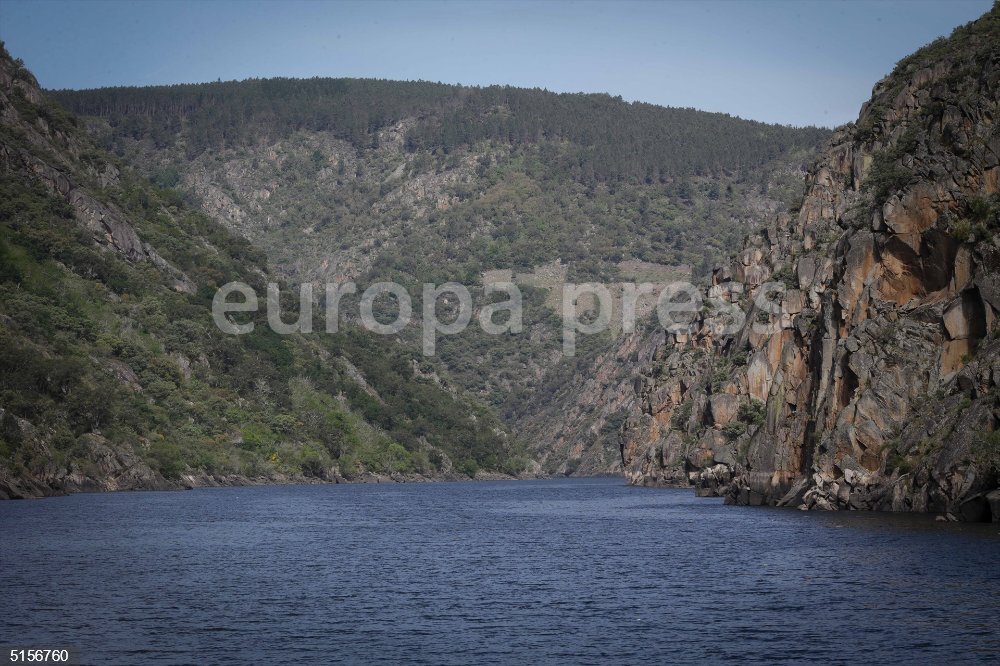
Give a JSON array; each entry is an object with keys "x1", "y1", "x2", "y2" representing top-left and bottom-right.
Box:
[{"x1": 1, "y1": 477, "x2": 998, "y2": 664}]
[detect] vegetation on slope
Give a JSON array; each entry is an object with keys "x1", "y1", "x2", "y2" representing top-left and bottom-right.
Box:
[
  {"x1": 0, "y1": 44, "x2": 522, "y2": 495},
  {"x1": 52, "y1": 79, "x2": 829, "y2": 182},
  {"x1": 51, "y1": 61, "x2": 831, "y2": 473}
]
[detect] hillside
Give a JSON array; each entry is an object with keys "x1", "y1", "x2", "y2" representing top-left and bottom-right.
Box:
[
  {"x1": 0, "y1": 45, "x2": 525, "y2": 498},
  {"x1": 52, "y1": 78, "x2": 830, "y2": 473},
  {"x1": 621, "y1": 6, "x2": 1000, "y2": 521}
]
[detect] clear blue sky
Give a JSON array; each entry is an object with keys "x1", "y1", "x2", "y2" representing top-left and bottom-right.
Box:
[{"x1": 0, "y1": 0, "x2": 993, "y2": 127}]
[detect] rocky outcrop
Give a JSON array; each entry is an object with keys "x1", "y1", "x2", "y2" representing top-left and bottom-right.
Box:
[
  {"x1": 0, "y1": 55, "x2": 195, "y2": 293},
  {"x1": 0, "y1": 410, "x2": 173, "y2": 499},
  {"x1": 622, "y1": 7, "x2": 1000, "y2": 521}
]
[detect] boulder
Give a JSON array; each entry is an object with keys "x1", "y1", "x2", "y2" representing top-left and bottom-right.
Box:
[
  {"x1": 942, "y1": 292, "x2": 987, "y2": 341},
  {"x1": 747, "y1": 352, "x2": 773, "y2": 402},
  {"x1": 776, "y1": 476, "x2": 810, "y2": 507},
  {"x1": 986, "y1": 489, "x2": 1000, "y2": 523},
  {"x1": 709, "y1": 394, "x2": 740, "y2": 426},
  {"x1": 958, "y1": 494, "x2": 992, "y2": 523},
  {"x1": 882, "y1": 182, "x2": 941, "y2": 242},
  {"x1": 782, "y1": 289, "x2": 805, "y2": 315},
  {"x1": 797, "y1": 256, "x2": 817, "y2": 290}
]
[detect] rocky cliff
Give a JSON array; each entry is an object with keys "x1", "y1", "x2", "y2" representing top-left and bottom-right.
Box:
[{"x1": 622, "y1": 5, "x2": 1000, "y2": 521}]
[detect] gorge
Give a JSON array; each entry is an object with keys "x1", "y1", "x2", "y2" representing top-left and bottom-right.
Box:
[
  {"x1": 3, "y1": 4, "x2": 999, "y2": 664},
  {"x1": 1, "y1": 5, "x2": 998, "y2": 525}
]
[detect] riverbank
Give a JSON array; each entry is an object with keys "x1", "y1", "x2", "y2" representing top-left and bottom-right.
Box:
[{"x1": 0, "y1": 462, "x2": 551, "y2": 500}]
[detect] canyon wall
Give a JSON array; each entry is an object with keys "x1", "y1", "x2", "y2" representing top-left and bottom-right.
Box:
[{"x1": 622, "y1": 6, "x2": 1000, "y2": 521}]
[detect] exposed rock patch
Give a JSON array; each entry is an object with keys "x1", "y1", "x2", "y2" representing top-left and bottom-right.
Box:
[{"x1": 622, "y1": 7, "x2": 1000, "y2": 522}]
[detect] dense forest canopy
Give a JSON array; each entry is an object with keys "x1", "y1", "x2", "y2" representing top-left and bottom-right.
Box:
[{"x1": 51, "y1": 78, "x2": 830, "y2": 182}]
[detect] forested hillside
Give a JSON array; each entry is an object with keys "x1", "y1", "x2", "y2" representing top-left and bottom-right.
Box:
[
  {"x1": 0, "y1": 45, "x2": 524, "y2": 498},
  {"x1": 53, "y1": 70, "x2": 831, "y2": 473},
  {"x1": 54, "y1": 79, "x2": 826, "y2": 183}
]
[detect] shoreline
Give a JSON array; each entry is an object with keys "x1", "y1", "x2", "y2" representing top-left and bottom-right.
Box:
[
  {"x1": 0, "y1": 468, "x2": 603, "y2": 500},
  {"x1": 5, "y1": 472, "x2": 998, "y2": 526}
]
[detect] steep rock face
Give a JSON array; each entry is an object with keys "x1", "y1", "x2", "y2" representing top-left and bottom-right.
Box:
[
  {"x1": 622, "y1": 7, "x2": 1000, "y2": 520},
  {"x1": 512, "y1": 326, "x2": 667, "y2": 475}
]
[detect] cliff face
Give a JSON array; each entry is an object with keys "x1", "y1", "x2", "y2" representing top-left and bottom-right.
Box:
[{"x1": 622, "y1": 6, "x2": 1000, "y2": 521}]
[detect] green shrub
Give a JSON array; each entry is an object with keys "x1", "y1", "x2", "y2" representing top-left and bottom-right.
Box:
[
  {"x1": 953, "y1": 220, "x2": 973, "y2": 243},
  {"x1": 971, "y1": 432, "x2": 1000, "y2": 474},
  {"x1": 458, "y1": 458, "x2": 480, "y2": 478},
  {"x1": 500, "y1": 456, "x2": 527, "y2": 477},
  {"x1": 886, "y1": 451, "x2": 913, "y2": 475},
  {"x1": 150, "y1": 165, "x2": 181, "y2": 189},
  {"x1": 271, "y1": 414, "x2": 300, "y2": 434},
  {"x1": 854, "y1": 101, "x2": 887, "y2": 143},
  {"x1": 730, "y1": 349, "x2": 749, "y2": 366},
  {"x1": 0, "y1": 235, "x2": 24, "y2": 283},
  {"x1": 240, "y1": 423, "x2": 277, "y2": 450},
  {"x1": 738, "y1": 399, "x2": 766, "y2": 426},
  {"x1": 671, "y1": 401, "x2": 693, "y2": 431},
  {"x1": 147, "y1": 440, "x2": 185, "y2": 478},
  {"x1": 863, "y1": 157, "x2": 913, "y2": 208},
  {"x1": 770, "y1": 264, "x2": 797, "y2": 289},
  {"x1": 722, "y1": 421, "x2": 747, "y2": 441},
  {"x1": 710, "y1": 363, "x2": 733, "y2": 392},
  {"x1": 0, "y1": 436, "x2": 13, "y2": 461},
  {"x1": 298, "y1": 445, "x2": 327, "y2": 477}
]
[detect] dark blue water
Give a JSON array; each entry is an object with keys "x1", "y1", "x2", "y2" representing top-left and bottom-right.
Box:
[{"x1": 1, "y1": 478, "x2": 998, "y2": 665}]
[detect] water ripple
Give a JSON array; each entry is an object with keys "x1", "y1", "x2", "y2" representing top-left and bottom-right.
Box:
[{"x1": 1, "y1": 478, "x2": 998, "y2": 664}]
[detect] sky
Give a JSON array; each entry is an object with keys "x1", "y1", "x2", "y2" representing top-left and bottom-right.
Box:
[{"x1": 0, "y1": 0, "x2": 993, "y2": 128}]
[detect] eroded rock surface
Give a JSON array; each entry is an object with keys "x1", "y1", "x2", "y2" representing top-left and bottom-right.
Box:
[{"x1": 622, "y1": 8, "x2": 1000, "y2": 521}]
